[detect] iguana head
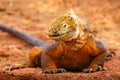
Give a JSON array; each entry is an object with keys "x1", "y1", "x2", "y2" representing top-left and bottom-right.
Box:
[{"x1": 48, "y1": 10, "x2": 80, "y2": 41}]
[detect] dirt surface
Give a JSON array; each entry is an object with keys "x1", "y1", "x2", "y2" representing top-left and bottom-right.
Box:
[{"x1": 0, "y1": 0, "x2": 120, "y2": 80}]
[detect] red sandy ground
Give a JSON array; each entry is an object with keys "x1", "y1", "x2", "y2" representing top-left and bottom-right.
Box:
[{"x1": 0, "y1": 0, "x2": 120, "y2": 80}]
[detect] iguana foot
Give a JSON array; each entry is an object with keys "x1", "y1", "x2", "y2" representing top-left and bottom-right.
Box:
[
  {"x1": 82, "y1": 65, "x2": 106, "y2": 73},
  {"x1": 3, "y1": 63, "x2": 27, "y2": 71},
  {"x1": 105, "y1": 50, "x2": 116, "y2": 61},
  {"x1": 43, "y1": 68, "x2": 66, "y2": 74}
]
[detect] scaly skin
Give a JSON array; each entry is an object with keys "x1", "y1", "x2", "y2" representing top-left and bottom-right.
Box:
[
  {"x1": 40, "y1": 10, "x2": 107, "y2": 73},
  {"x1": 1, "y1": 10, "x2": 113, "y2": 74}
]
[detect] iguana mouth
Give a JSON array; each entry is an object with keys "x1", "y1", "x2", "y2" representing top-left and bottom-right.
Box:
[
  {"x1": 49, "y1": 33, "x2": 67, "y2": 38},
  {"x1": 49, "y1": 30, "x2": 73, "y2": 39}
]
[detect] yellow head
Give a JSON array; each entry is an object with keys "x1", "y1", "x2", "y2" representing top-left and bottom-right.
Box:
[{"x1": 48, "y1": 10, "x2": 80, "y2": 41}]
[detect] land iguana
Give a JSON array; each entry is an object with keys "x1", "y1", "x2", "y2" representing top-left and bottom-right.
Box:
[{"x1": 0, "y1": 10, "x2": 115, "y2": 74}]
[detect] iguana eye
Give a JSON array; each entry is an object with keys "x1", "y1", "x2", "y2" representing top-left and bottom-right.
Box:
[{"x1": 62, "y1": 23, "x2": 69, "y2": 28}]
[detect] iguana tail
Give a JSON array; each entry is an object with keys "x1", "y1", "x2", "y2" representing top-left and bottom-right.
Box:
[{"x1": 0, "y1": 25, "x2": 48, "y2": 48}]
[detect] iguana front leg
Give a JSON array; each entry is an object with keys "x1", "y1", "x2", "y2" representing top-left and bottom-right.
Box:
[
  {"x1": 41, "y1": 52, "x2": 66, "y2": 74},
  {"x1": 82, "y1": 52, "x2": 106, "y2": 73},
  {"x1": 82, "y1": 41, "x2": 116, "y2": 73},
  {"x1": 82, "y1": 41, "x2": 107, "y2": 73}
]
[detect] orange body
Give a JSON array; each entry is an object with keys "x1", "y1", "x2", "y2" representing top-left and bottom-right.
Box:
[
  {"x1": 27, "y1": 34, "x2": 106, "y2": 73},
  {"x1": 1, "y1": 10, "x2": 108, "y2": 73}
]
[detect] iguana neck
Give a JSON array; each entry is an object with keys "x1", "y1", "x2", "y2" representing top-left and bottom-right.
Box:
[
  {"x1": 64, "y1": 34, "x2": 87, "y2": 50},
  {"x1": 60, "y1": 30, "x2": 90, "y2": 50}
]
